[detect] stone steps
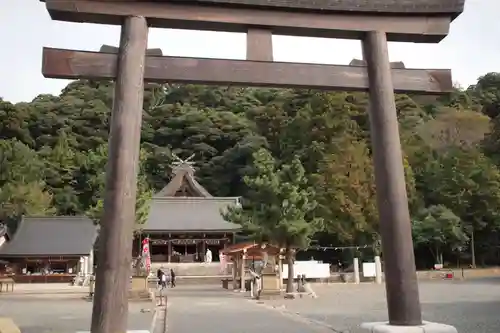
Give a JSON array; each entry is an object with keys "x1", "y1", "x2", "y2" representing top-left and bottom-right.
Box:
[
  {"x1": 151, "y1": 262, "x2": 231, "y2": 276},
  {"x1": 149, "y1": 275, "x2": 229, "y2": 287}
]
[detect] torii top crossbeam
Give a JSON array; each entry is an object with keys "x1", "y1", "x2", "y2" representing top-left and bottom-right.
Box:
[
  {"x1": 41, "y1": 0, "x2": 464, "y2": 43},
  {"x1": 168, "y1": 0, "x2": 464, "y2": 16}
]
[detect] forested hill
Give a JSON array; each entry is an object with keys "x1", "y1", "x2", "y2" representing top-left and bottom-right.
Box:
[{"x1": 2, "y1": 73, "x2": 500, "y2": 267}]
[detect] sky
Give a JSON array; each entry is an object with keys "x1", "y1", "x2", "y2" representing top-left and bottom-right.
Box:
[{"x1": 1, "y1": 0, "x2": 498, "y2": 103}]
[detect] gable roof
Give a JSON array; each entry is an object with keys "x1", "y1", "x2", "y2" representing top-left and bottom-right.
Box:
[
  {"x1": 0, "y1": 216, "x2": 97, "y2": 257},
  {"x1": 155, "y1": 163, "x2": 212, "y2": 198},
  {"x1": 171, "y1": 0, "x2": 465, "y2": 17},
  {"x1": 144, "y1": 197, "x2": 241, "y2": 232}
]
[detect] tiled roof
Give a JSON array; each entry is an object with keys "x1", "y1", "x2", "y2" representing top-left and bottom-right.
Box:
[
  {"x1": 172, "y1": 0, "x2": 465, "y2": 16},
  {"x1": 0, "y1": 216, "x2": 97, "y2": 257},
  {"x1": 143, "y1": 197, "x2": 241, "y2": 232}
]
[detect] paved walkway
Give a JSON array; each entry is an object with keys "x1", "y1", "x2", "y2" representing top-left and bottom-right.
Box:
[
  {"x1": 161, "y1": 286, "x2": 332, "y2": 333},
  {"x1": 0, "y1": 295, "x2": 155, "y2": 333}
]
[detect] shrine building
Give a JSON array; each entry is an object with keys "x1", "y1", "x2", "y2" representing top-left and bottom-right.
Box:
[
  {"x1": 0, "y1": 216, "x2": 97, "y2": 283},
  {"x1": 136, "y1": 156, "x2": 241, "y2": 265}
]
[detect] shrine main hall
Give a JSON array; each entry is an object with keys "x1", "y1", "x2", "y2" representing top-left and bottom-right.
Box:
[{"x1": 135, "y1": 158, "x2": 241, "y2": 264}]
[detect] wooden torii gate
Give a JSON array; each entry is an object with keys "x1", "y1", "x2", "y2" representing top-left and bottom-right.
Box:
[{"x1": 38, "y1": 0, "x2": 464, "y2": 332}]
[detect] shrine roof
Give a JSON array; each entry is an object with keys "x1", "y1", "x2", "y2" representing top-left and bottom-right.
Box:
[
  {"x1": 144, "y1": 197, "x2": 241, "y2": 232},
  {"x1": 0, "y1": 216, "x2": 97, "y2": 257},
  {"x1": 155, "y1": 156, "x2": 212, "y2": 198},
  {"x1": 155, "y1": 167, "x2": 212, "y2": 198},
  {"x1": 169, "y1": 0, "x2": 465, "y2": 17}
]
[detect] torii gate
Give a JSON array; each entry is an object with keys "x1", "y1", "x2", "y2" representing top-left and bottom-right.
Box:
[{"x1": 38, "y1": 1, "x2": 465, "y2": 333}]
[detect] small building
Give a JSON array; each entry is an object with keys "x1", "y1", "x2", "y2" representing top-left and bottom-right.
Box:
[
  {"x1": 221, "y1": 242, "x2": 282, "y2": 292},
  {"x1": 138, "y1": 156, "x2": 241, "y2": 264},
  {"x1": 0, "y1": 216, "x2": 97, "y2": 283}
]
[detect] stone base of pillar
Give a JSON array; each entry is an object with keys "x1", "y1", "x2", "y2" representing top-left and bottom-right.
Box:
[{"x1": 356, "y1": 321, "x2": 457, "y2": 333}]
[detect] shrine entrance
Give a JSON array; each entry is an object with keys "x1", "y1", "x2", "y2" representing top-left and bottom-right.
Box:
[{"x1": 38, "y1": 1, "x2": 464, "y2": 332}]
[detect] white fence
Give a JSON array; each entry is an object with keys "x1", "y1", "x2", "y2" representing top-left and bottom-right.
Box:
[{"x1": 282, "y1": 261, "x2": 330, "y2": 279}]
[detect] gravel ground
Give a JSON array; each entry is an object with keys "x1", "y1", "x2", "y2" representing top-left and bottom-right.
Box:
[
  {"x1": 0, "y1": 296, "x2": 155, "y2": 333},
  {"x1": 2, "y1": 279, "x2": 498, "y2": 333},
  {"x1": 259, "y1": 278, "x2": 500, "y2": 333},
  {"x1": 163, "y1": 280, "x2": 500, "y2": 333}
]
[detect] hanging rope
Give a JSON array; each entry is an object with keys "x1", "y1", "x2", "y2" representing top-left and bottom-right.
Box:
[{"x1": 305, "y1": 245, "x2": 372, "y2": 251}]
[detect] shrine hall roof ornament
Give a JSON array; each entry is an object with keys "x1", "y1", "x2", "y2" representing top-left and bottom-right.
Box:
[
  {"x1": 155, "y1": 153, "x2": 213, "y2": 198},
  {"x1": 171, "y1": 153, "x2": 196, "y2": 176}
]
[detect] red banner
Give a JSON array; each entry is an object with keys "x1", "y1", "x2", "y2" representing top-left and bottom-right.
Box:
[
  {"x1": 142, "y1": 238, "x2": 151, "y2": 274},
  {"x1": 219, "y1": 250, "x2": 227, "y2": 274}
]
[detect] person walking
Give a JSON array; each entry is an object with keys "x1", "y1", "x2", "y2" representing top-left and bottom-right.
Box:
[
  {"x1": 170, "y1": 268, "x2": 176, "y2": 288},
  {"x1": 157, "y1": 268, "x2": 167, "y2": 289},
  {"x1": 156, "y1": 268, "x2": 167, "y2": 306},
  {"x1": 156, "y1": 268, "x2": 163, "y2": 288}
]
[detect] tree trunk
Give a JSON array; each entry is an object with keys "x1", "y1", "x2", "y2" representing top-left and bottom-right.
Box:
[
  {"x1": 285, "y1": 246, "x2": 295, "y2": 293},
  {"x1": 435, "y1": 246, "x2": 442, "y2": 265}
]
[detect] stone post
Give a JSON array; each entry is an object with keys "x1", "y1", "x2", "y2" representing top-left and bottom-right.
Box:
[
  {"x1": 375, "y1": 256, "x2": 383, "y2": 284},
  {"x1": 88, "y1": 250, "x2": 94, "y2": 275},
  {"x1": 232, "y1": 259, "x2": 237, "y2": 290},
  {"x1": 278, "y1": 250, "x2": 284, "y2": 290},
  {"x1": 83, "y1": 256, "x2": 89, "y2": 276},
  {"x1": 353, "y1": 258, "x2": 360, "y2": 284},
  {"x1": 240, "y1": 250, "x2": 246, "y2": 292}
]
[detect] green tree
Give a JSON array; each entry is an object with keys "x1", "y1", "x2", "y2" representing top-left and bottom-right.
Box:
[
  {"x1": 0, "y1": 139, "x2": 44, "y2": 186},
  {"x1": 0, "y1": 139, "x2": 55, "y2": 229},
  {"x1": 412, "y1": 205, "x2": 469, "y2": 265},
  {"x1": 85, "y1": 145, "x2": 153, "y2": 231},
  {"x1": 314, "y1": 138, "x2": 377, "y2": 245},
  {"x1": 418, "y1": 108, "x2": 490, "y2": 151},
  {"x1": 468, "y1": 72, "x2": 500, "y2": 118},
  {"x1": 38, "y1": 131, "x2": 82, "y2": 214},
  {"x1": 223, "y1": 148, "x2": 322, "y2": 292},
  {"x1": 418, "y1": 149, "x2": 500, "y2": 266},
  {"x1": 0, "y1": 182, "x2": 56, "y2": 231}
]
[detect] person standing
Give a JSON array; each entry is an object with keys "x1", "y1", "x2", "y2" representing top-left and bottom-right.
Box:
[
  {"x1": 170, "y1": 268, "x2": 176, "y2": 288},
  {"x1": 205, "y1": 248, "x2": 212, "y2": 263},
  {"x1": 337, "y1": 260, "x2": 343, "y2": 272},
  {"x1": 161, "y1": 269, "x2": 168, "y2": 289},
  {"x1": 156, "y1": 268, "x2": 162, "y2": 288}
]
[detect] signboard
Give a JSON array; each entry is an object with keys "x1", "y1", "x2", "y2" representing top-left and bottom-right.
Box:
[
  {"x1": 150, "y1": 238, "x2": 225, "y2": 245},
  {"x1": 282, "y1": 261, "x2": 330, "y2": 279},
  {"x1": 362, "y1": 262, "x2": 376, "y2": 278}
]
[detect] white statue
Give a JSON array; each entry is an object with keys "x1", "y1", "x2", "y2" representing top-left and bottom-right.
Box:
[{"x1": 205, "y1": 249, "x2": 212, "y2": 263}]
